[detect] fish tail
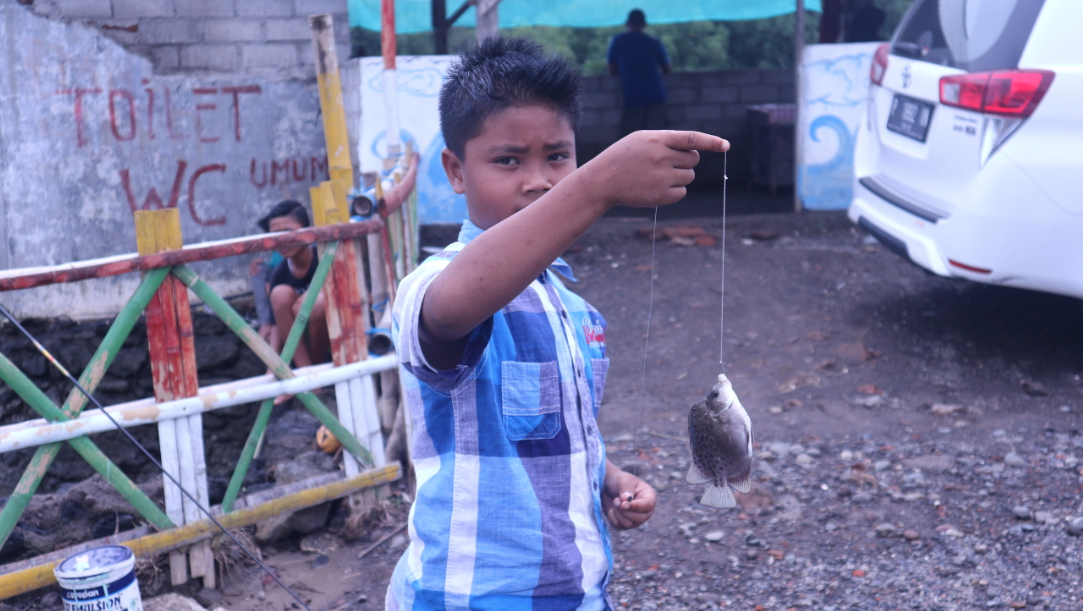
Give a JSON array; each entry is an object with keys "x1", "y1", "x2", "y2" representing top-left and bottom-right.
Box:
[{"x1": 700, "y1": 485, "x2": 736, "y2": 509}]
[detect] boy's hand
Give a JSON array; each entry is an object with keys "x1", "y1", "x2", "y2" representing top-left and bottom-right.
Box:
[
  {"x1": 602, "y1": 460, "x2": 657, "y2": 530},
  {"x1": 583, "y1": 130, "x2": 729, "y2": 210}
]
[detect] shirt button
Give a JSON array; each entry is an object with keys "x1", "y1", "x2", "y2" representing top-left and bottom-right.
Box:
[
  {"x1": 587, "y1": 425, "x2": 594, "y2": 434},
  {"x1": 561, "y1": 310, "x2": 568, "y2": 319},
  {"x1": 593, "y1": 481, "x2": 598, "y2": 491}
]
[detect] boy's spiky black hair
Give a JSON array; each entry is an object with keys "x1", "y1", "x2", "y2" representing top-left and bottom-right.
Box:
[{"x1": 439, "y1": 36, "x2": 582, "y2": 159}]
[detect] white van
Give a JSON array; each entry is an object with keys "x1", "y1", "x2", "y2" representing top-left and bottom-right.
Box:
[{"x1": 848, "y1": 0, "x2": 1083, "y2": 299}]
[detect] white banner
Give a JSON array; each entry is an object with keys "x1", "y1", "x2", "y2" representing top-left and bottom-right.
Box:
[
  {"x1": 798, "y1": 42, "x2": 881, "y2": 211},
  {"x1": 358, "y1": 56, "x2": 467, "y2": 225}
]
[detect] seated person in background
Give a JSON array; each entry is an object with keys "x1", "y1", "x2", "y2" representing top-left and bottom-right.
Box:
[
  {"x1": 348, "y1": 152, "x2": 420, "y2": 221},
  {"x1": 262, "y1": 200, "x2": 329, "y2": 369},
  {"x1": 249, "y1": 214, "x2": 285, "y2": 349}
]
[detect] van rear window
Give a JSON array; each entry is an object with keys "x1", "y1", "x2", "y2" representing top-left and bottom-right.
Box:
[{"x1": 891, "y1": 0, "x2": 1045, "y2": 71}]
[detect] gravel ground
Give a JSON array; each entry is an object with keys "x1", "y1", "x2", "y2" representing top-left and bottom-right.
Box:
[{"x1": 8, "y1": 206, "x2": 1083, "y2": 611}]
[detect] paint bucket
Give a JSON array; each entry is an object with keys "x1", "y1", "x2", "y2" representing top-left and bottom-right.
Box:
[{"x1": 54, "y1": 545, "x2": 143, "y2": 611}]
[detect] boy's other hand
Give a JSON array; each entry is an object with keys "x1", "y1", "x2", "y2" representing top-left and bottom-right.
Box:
[
  {"x1": 584, "y1": 130, "x2": 729, "y2": 210},
  {"x1": 602, "y1": 461, "x2": 657, "y2": 530}
]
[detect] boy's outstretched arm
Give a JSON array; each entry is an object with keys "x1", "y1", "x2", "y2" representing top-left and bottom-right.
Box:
[{"x1": 420, "y1": 130, "x2": 728, "y2": 368}]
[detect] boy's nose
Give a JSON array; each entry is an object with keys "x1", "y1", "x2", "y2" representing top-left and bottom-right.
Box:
[{"x1": 522, "y1": 168, "x2": 553, "y2": 194}]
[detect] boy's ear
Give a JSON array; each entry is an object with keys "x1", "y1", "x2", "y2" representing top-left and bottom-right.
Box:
[{"x1": 441, "y1": 147, "x2": 466, "y2": 195}]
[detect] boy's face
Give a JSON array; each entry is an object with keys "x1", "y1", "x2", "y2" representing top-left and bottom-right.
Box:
[
  {"x1": 269, "y1": 216, "x2": 306, "y2": 258},
  {"x1": 442, "y1": 105, "x2": 576, "y2": 230}
]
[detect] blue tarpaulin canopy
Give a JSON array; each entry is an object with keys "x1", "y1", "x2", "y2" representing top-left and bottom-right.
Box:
[{"x1": 348, "y1": 0, "x2": 822, "y2": 33}]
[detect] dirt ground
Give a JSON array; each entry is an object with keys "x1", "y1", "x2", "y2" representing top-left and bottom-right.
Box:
[{"x1": 12, "y1": 188, "x2": 1083, "y2": 611}]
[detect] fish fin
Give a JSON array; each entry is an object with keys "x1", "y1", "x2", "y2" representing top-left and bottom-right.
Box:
[
  {"x1": 700, "y1": 485, "x2": 736, "y2": 509},
  {"x1": 731, "y1": 476, "x2": 751, "y2": 494},
  {"x1": 686, "y1": 463, "x2": 712, "y2": 484}
]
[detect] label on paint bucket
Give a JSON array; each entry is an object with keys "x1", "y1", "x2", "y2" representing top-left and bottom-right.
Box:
[{"x1": 55, "y1": 546, "x2": 143, "y2": 611}]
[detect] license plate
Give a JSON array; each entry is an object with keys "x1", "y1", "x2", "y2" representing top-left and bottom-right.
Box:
[{"x1": 886, "y1": 94, "x2": 935, "y2": 142}]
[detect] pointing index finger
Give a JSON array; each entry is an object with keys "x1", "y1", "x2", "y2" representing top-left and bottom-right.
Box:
[{"x1": 665, "y1": 131, "x2": 730, "y2": 153}]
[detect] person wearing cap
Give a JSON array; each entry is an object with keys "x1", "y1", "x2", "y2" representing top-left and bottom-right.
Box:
[{"x1": 607, "y1": 9, "x2": 672, "y2": 136}]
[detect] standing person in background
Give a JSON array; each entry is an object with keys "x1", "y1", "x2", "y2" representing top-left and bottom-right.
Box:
[
  {"x1": 819, "y1": 0, "x2": 844, "y2": 43},
  {"x1": 846, "y1": 0, "x2": 886, "y2": 42},
  {"x1": 607, "y1": 9, "x2": 671, "y2": 136}
]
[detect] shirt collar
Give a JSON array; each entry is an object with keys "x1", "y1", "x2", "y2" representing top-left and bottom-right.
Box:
[{"x1": 457, "y1": 219, "x2": 577, "y2": 282}]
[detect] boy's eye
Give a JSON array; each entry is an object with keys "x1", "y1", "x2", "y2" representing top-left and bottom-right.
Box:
[
  {"x1": 548, "y1": 152, "x2": 570, "y2": 162},
  {"x1": 493, "y1": 156, "x2": 518, "y2": 166}
]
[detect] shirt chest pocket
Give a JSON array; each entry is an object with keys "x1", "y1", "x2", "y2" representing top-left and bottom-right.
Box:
[{"x1": 501, "y1": 361, "x2": 562, "y2": 441}]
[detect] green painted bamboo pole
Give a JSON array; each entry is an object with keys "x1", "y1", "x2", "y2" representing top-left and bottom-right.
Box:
[
  {"x1": 0, "y1": 268, "x2": 171, "y2": 550},
  {"x1": 0, "y1": 352, "x2": 174, "y2": 533},
  {"x1": 172, "y1": 247, "x2": 374, "y2": 470},
  {"x1": 220, "y1": 255, "x2": 330, "y2": 513}
]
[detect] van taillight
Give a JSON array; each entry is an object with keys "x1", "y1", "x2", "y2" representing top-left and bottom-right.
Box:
[
  {"x1": 870, "y1": 43, "x2": 889, "y2": 86},
  {"x1": 939, "y1": 70, "x2": 1055, "y2": 118}
]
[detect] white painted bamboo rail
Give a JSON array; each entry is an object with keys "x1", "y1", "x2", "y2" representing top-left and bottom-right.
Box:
[{"x1": 0, "y1": 355, "x2": 398, "y2": 453}]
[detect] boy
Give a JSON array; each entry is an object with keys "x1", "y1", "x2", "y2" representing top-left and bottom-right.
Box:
[{"x1": 388, "y1": 38, "x2": 728, "y2": 610}]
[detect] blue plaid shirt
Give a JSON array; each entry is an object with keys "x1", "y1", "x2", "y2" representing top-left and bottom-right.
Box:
[{"x1": 388, "y1": 221, "x2": 613, "y2": 611}]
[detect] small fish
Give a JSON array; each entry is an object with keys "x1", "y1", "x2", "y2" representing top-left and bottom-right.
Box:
[{"x1": 687, "y1": 374, "x2": 754, "y2": 508}]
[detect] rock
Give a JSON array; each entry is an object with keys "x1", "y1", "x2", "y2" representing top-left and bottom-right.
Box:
[
  {"x1": 256, "y1": 502, "x2": 332, "y2": 543},
  {"x1": 1034, "y1": 511, "x2": 1054, "y2": 525},
  {"x1": 273, "y1": 451, "x2": 336, "y2": 485},
  {"x1": 736, "y1": 485, "x2": 775, "y2": 511},
  {"x1": 267, "y1": 409, "x2": 321, "y2": 442},
  {"x1": 837, "y1": 342, "x2": 871, "y2": 362},
  {"x1": 839, "y1": 450, "x2": 854, "y2": 461},
  {"x1": 852, "y1": 492, "x2": 873, "y2": 504},
  {"x1": 767, "y1": 441, "x2": 791, "y2": 457},
  {"x1": 903, "y1": 454, "x2": 954, "y2": 472},
  {"x1": 300, "y1": 531, "x2": 342, "y2": 554},
  {"x1": 1004, "y1": 452, "x2": 1026, "y2": 467},
  {"x1": 143, "y1": 593, "x2": 205, "y2": 611},
  {"x1": 108, "y1": 346, "x2": 147, "y2": 377},
  {"x1": 389, "y1": 534, "x2": 408, "y2": 549},
  {"x1": 902, "y1": 529, "x2": 920, "y2": 541},
  {"x1": 704, "y1": 531, "x2": 724, "y2": 542},
  {"x1": 931, "y1": 403, "x2": 964, "y2": 416},
  {"x1": 1021, "y1": 380, "x2": 1050, "y2": 397},
  {"x1": 195, "y1": 335, "x2": 240, "y2": 371},
  {"x1": 1065, "y1": 517, "x2": 1083, "y2": 536},
  {"x1": 874, "y1": 460, "x2": 891, "y2": 471},
  {"x1": 195, "y1": 587, "x2": 223, "y2": 609},
  {"x1": 40, "y1": 591, "x2": 61, "y2": 608},
  {"x1": 1012, "y1": 506, "x2": 1032, "y2": 520},
  {"x1": 875, "y1": 523, "x2": 896, "y2": 538},
  {"x1": 795, "y1": 453, "x2": 814, "y2": 467}
]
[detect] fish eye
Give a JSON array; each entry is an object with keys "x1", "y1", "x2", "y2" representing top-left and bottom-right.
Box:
[{"x1": 709, "y1": 390, "x2": 719, "y2": 399}]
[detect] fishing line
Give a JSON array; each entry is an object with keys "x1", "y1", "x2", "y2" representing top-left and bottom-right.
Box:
[
  {"x1": 631, "y1": 207, "x2": 660, "y2": 478},
  {"x1": 720, "y1": 151, "x2": 728, "y2": 370},
  {"x1": 0, "y1": 303, "x2": 312, "y2": 611}
]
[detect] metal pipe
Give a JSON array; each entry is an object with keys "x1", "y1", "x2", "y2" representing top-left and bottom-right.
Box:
[
  {"x1": 0, "y1": 220, "x2": 382, "y2": 292},
  {"x1": 0, "y1": 356, "x2": 397, "y2": 453}
]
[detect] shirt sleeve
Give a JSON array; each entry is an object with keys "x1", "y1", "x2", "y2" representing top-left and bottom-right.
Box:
[
  {"x1": 269, "y1": 258, "x2": 290, "y2": 290},
  {"x1": 393, "y1": 255, "x2": 493, "y2": 393},
  {"x1": 656, "y1": 37, "x2": 670, "y2": 67},
  {"x1": 606, "y1": 36, "x2": 617, "y2": 65}
]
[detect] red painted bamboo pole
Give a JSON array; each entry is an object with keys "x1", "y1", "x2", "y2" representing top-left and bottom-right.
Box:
[{"x1": 0, "y1": 220, "x2": 383, "y2": 292}]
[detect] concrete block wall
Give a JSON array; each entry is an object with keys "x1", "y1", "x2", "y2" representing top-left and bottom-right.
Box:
[
  {"x1": 26, "y1": 0, "x2": 351, "y2": 79},
  {"x1": 577, "y1": 69, "x2": 796, "y2": 181}
]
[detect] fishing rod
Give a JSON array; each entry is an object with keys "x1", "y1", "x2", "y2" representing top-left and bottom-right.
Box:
[{"x1": 0, "y1": 302, "x2": 312, "y2": 611}]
